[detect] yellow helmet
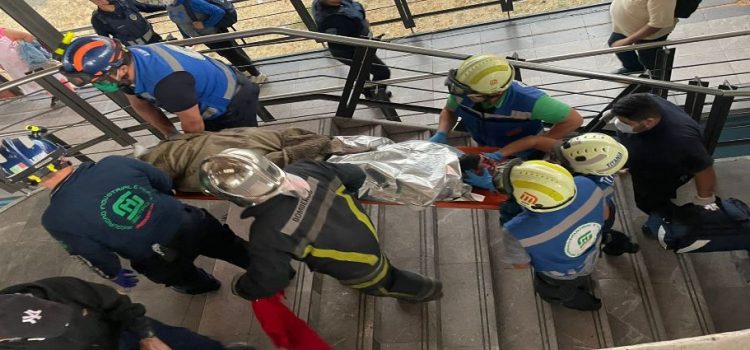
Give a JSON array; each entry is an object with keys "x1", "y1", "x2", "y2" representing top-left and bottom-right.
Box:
[
  {"x1": 509, "y1": 160, "x2": 576, "y2": 213},
  {"x1": 558, "y1": 133, "x2": 628, "y2": 176},
  {"x1": 447, "y1": 54, "x2": 515, "y2": 95}
]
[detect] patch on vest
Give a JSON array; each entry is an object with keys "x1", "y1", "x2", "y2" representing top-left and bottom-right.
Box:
[
  {"x1": 564, "y1": 222, "x2": 601, "y2": 258},
  {"x1": 99, "y1": 185, "x2": 155, "y2": 230}
]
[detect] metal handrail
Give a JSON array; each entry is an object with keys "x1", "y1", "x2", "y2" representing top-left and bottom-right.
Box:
[{"x1": 4, "y1": 27, "x2": 749, "y2": 98}]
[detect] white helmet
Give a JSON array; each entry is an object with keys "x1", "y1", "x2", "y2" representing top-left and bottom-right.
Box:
[
  {"x1": 199, "y1": 148, "x2": 286, "y2": 206},
  {"x1": 557, "y1": 133, "x2": 628, "y2": 176}
]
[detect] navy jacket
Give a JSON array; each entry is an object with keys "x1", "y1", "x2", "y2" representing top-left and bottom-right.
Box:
[{"x1": 41, "y1": 156, "x2": 184, "y2": 278}]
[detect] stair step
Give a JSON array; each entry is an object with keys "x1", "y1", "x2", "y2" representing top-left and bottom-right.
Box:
[
  {"x1": 486, "y1": 210, "x2": 559, "y2": 350},
  {"x1": 371, "y1": 204, "x2": 440, "y2": 348},
  {"x1": 436, "y1": 208, "x2": 499, "y2": 349},
  {"x1": 687, "y1": 252, "x2": 750, "y2": 332},
  {"x1": 589, "y1": 175, "x2": 668, "y2": 346},
  {"x1": 615, "y1": 173, "x2": 715, "y2": 340}
]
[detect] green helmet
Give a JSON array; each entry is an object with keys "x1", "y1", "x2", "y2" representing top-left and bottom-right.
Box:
[{"x1": 450, "y1": 54, "x2": 515, "y2": 95}]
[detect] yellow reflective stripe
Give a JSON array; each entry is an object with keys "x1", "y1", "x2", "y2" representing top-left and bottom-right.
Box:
[
  {"x1": 470, "y1": 65, "x2": 510, "y2": 84},
  {"x1": 27, "y1": 175, "x2": 42, "y2": 183},
  {"x1": 302, "y1": 245, "x2": 379, "y2": 266},
  {"x1": 46, "y1": 164, "x2": 58, "y2": 172},
  {"x1": 375, "y1": 287, "x2": 417, "y2": 299},
  {"x1": 335, "y1": 185, "x2": 377, "y2": 239},
  {"x1": 512, "y1": 180, "x2": 564, "y2": 201},
  {"x1": 349, "y1": 258, "x2": 390, "y2": 289}
]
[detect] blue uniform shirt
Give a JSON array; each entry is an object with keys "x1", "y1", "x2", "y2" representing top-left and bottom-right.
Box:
[
  {"x1": 130, "y1": 43, "x2": 238, "y2": 120},
  {"x1": 505, "y1": 176, "x2": 605, "y2": 276},
  {"x1": 42, "y1": 156, "x2": 185, "y2": 278}
]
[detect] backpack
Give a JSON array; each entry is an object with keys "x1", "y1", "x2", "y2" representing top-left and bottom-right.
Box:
[
  {"x1": 674, "y1": 0, "x2": 702, "y2": 19},
  {"x1": 185, "y1": 0, "x2": 237, "y2": 28},
  {"x1": 647, "y1": 198, "x2": 750, "y2": 253}
]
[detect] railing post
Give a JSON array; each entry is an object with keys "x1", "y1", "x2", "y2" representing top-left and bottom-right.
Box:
[
  {"x1": 0, "y1": 1, "x2": 138, "y2": 146},
  {"x1": 651, "y1": 47, "x2": 676, "y2": 98},
  {"x1": 393, "y1": 0, "x2": 416, "y2": 30},
  {"x1": 336, "y1": 46, "x2": 376, "y2": 118},
  {"x1": 508, "y1": 52, "x2": 524, "y2": 82},
  {"x1": 703, "y1": 83, "x2": 736, "y2": 155},
  {"x1": 289, "y1": 0, "x2": 318, "y2": 32},
  {"x1": 684, "y1": 79, "x2": 709, "y2": 123}
]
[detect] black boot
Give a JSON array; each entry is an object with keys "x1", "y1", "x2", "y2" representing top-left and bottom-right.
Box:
[
  {"x1": 602, "y1": 230, "x2": 640, "y2": 256},
  {"x1": 563, "y1": 288, "x2": 602, "y2": 311},
  {"x1": 171, "y1": 268, "x2": 221, "y2": 295}
]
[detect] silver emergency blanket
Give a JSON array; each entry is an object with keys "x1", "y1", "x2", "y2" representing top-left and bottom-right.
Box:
[
  {"x1": 331, "y1": 135, "x2": 394, "y2": 154},
  {"x1": 327, "y1": 140, "x2": 472, "y2": 207}
]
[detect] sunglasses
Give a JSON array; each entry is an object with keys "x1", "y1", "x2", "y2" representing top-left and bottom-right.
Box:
[{"x1": 60, "y1": 68, "x2": 116, "y2": 87}]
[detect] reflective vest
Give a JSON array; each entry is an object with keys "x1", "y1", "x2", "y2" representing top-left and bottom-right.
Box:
[
  {"x1": 454, "y1": 81, "x2": 545, "y2": 147},
  {"x1": 505, "y1": 176, "x2": 605, "y2": 276},
  {"x1": 93, "y1": 1, "x2": 155, "y2": 46},
  {"x1": 130, "y1": 44, "x2": 238, "y2": 120},
  {"x1": 584, "y1": 174, "x2": 616, "y2": 206},
  {"x1": 312, "y1": 0, "x2": 370, "y2": 38}
]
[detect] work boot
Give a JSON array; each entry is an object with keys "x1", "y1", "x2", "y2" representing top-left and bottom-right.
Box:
[
  {"x1": 563, "y1": 288, "x2": 602, "y2": 311},
  {"x1": 171, "y1": 268, "x2": 221, "y2": 295},
  {"x1": 391, "y1": 270, "x2": 443, "y2": 303},
  {"x1": 641, "y1": 223, "x2": 655, "y2": 239},
  {"x1": 602, "y1": 230, "x2": 640, "y2": 256},
  {"x1": 225, "y1": 343, "x2": 255, "y2": 350}
]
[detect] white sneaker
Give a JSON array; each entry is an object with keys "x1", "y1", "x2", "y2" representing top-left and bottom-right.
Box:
[{"x1": 250, "y1": 73, "x2": 268, "y2": 85}]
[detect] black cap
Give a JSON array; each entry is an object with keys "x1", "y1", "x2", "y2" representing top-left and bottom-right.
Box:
[{"x1": 0, "y1": 294, "x2": 73, "y2": 341}]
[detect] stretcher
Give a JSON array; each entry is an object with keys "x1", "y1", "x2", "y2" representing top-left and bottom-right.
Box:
[{"x1": 176, "y1": 146, "x2": 509, "y2": 210}]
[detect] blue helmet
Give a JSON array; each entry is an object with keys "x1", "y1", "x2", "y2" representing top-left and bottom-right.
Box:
[
  {"x1": 61, "y1": 36, "x2": 126, "y2": 86},
  {"x1": 0, "y1": 135, "x2": 66, "y2": 184}
]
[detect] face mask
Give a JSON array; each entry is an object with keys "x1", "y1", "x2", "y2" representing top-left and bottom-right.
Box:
[
  {"x1": 614, "y1": 118, "x2": 638, "y2": 134},
  {"x1": 93, "y1": 81, "x2": 121, "y2": 93}
]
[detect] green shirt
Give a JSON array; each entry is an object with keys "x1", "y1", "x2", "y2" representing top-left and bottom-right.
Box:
[{"x1": 445, "y1": 93, "x2": 571, "y2": 124}]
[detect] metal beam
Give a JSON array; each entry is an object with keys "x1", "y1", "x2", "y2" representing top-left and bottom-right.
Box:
[
  {"x1": 651, "y1": 48, "x2": 675, "y2": 98},
  {"x1": 0, "y1": 1, "x2": 136, "y2": 146},
  {"x1": 684, "y1": 79, "x2": 710, "y2": 123},
  {"x1": 336, "y1": 46, "x2": 375, "y2": 118},
  {"x1": 289, "y1": 0, "x2": 318, "y2": 32},
  {"x1": 703, "y1": 84, "x2": 736, "y2": 155},
  {"x1": 393, "y1": 0, "x2": 416, "y2": 29}
]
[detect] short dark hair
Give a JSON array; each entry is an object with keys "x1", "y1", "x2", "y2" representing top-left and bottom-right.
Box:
[{"x1": 611, "y1": 93, "x2": 662, "y2": 122}]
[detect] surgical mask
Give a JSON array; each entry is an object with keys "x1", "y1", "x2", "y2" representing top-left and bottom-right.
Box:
[
  {"x1": 614, "y1": 118, "x2": 638, "y2": 134},
  {"x1": 93, "y1": 81, "x2": 121, "y2": 93}
]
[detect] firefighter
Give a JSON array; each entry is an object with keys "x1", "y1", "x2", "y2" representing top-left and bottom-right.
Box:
[
  {"x1": 0, "y1": 133, "x2": 250, "y2": 295},
  {"x1": 199, "y1": 149, "x2": 442, "y2": 302}
]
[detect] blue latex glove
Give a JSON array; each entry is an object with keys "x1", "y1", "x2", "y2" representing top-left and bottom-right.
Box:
[
  {"x1": 428, "y1": 131, "x2": 448, "y2": 144},
  {"x1": 482, "y1": 151, "x2": 503, "y2": 161},
  {"x1": 464, "y1": 168, "x2": 497, "y2": 191},
  {"x1": 111, "y1": 268, "x2": 139, "y2": 288}
]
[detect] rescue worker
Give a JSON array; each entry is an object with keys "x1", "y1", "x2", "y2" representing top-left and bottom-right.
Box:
[
  {"x1": 312, "y1": 0, "x2": 390, "y2": 99},
  {"x1": 498, "y1": 160, "x2": 608, "y2": 311},
  {"x1": 0, "y1": 134, "x2": 251, "y2": 295},
  {"x1": 429, "y1": 54, "x2": 583, "y2": 150},
  {"x1": 0, "y1": 276, "x2": 254, "y2": 349},
  {"x1": 479, "y1": 133, "x2": 639, "y2": 255},
  {"x1": 60, "y1": 35, "x2": 261, "y2": 136},
  {"x1": 199, "y1": 149, "x2": 442, "y2": 302},
  {"x1": 165, "y1": 0, "x2": 266, "y2": 82},
  {"x1": 611, "y1": 93, "x2": 717, "y2": 230},
  {"x1": 90, "y1": 0, "x2": 166, "y2": 46}
]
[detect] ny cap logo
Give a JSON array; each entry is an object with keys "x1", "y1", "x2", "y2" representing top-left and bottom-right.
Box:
[
  {"x1": 519, "y1": 192, "x2": 538, "y2": 205},
  {"x1": 22, "y1": 309, "x2": 42, "y2": 324}
]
